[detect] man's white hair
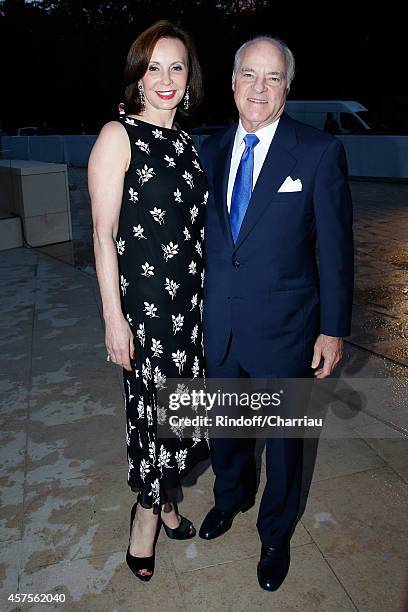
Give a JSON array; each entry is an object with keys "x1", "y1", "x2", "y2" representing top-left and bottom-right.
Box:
[{"x1": 232, "y1": 36, "x2": 295, "y2": 90}]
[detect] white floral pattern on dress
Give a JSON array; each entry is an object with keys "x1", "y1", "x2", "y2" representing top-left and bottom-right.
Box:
[
  {"x1": 157, "y1": 404, "x2": 167, "y2": 424},
  {"x1": 164, "y1": 155, "x2": 176, "y2": 167},
  {"x1": 135, "y1": 139, "x2": 150, "y2": 154},
  {"x1": 175, "y1": 449, "x2": 188, "y2": 471},
  {"x1": 116, "y1": 238, "x2": 125, "y2": 254},
  {"x1": 137, "y1": 164, "x2": 155, "y2": 185},
  {"x1": 162, "y1": 242, "x2": 179, "y2": 261},
  {"x1": 172, "y1": 313, "x2": 184, "y2": 335},
  {"x1": 153, "y1": 366, "x2": 166, "y2": 390},
  {"x1": 120, "y1": 275, "x2": 129, "y2": 295},
  {"x1": 140, "y1": 458, "x2": 150, "y2": 481},
  {"x1": 158, "y1": 445, "x2": 172, "y2": 473},
  {"x1": 192, "y1": 159, "x2": 203, "y2": 172},
  {"x1": 149, "y1": 478, "x2": 160, "y2": 505},
  {"x1": 172, "y1": 349, "x2": 187, "y2": 374},
  {"x1": 192, "y1": 426, "x2": 202, "y2": 446},
  {"x1": 179, "y1": 131, "x2": 189, "y2": 145},
  {"x1": 190, "y1": 205, "x2": 199, "y2": 224},
  {"x1": 127, "y1": 382, "x2": 134, "y2": 403},
  {"x1": 141, "y1": 262, "x2": 154, "y2": 277},
  {"x1": 192, "y1": 355, "x2": 200, "y2": 377},
  {"x1": 172, "y1": 139, "x2": 184, "y2": 156},
  {"x1": 190, "y1": 294, "x2": 198, "y2": 310},
  {"x1": 129, "y1": 187, "x2": 138, "y2": 203},
  {"x1": 195, "y1": 241, "x2": 203, "y2": 257},
  {"x1": 174, "y1": 188, "x2": 183, "y2": 203},
  {"x1": 182, "y1": 171, "x2": 194, "y2": 189},
  {"x1": 164, "y1": 278, "x2": 180, "y2": 300},
  {"x1": 118, "y1": 116, "x2": 209, "y2": 511},
  {"x1": 127, "y1": 458, "x2": 134, "y2": 480},
  {"x1": 148, "y1": 441, "x2": 156, "y2": 464},
  {"x1": 136, "y1": 323, "x2": 145, "y2": 347},
  {"x1": 152, "y1": 129, "x2": 166, "y2": 140},
  {"x1": 151, "y1": 338, "x2": 163, "y2": 358},
  {"x1": 191, "y1": 324, "x2": 198, "y2": 344},
  {"x1": 150, "y1": 207, "x2": 166, "y2": 225},
  {"x1": 144, "y1": 302, "x2": 159, "y2": 318},
  {"x1": 133, "y1": 224, "x2": 147, "y2": 239},
  {"x1": 137, "y1": 397, "x2": 144, "y2": 418}
]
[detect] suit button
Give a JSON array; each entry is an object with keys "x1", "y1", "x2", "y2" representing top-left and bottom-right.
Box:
[{"x1": 233, "y1": 259, "x2": 240, "y2": 268}]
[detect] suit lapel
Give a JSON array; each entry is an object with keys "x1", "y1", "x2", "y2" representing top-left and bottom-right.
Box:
[
  {"x1": 213, "y1": 125, "x2": 236, "y2": 249},
  {"x1": 235, "y1": 113, "x2": 299, "y2": 250}
]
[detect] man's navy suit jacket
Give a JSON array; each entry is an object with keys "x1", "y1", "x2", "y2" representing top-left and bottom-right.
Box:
[{"x1": 199, "y1": 112, "x2": 354, "y2": 377}]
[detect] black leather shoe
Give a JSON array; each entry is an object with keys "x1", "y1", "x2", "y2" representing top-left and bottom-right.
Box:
[
  {"x1": 199, "y1": 499, "x2": 255, "y2": 540},
  {"x1": 162, "y1": 514, "x2": 196, "y2": 540},
  {"x1": 257, "y1": 542, "x2": 291, "y2": 591},
  {"x1": 126, "y1": 496, "x2": 159, "y2": 582}
]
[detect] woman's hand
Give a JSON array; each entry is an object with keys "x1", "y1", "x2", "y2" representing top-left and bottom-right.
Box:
[{"x1": 105, "y1": 315, "x2": 135, "y2": 372}]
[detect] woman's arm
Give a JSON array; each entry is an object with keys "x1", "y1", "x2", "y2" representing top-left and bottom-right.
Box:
[{"x1": 88, "y1": 121, "x2": 134, "y2": 371}]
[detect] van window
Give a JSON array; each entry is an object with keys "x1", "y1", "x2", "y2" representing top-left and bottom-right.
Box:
[
  {"x1": 340, "y1": 113, "x2": 365, "y2": 133},
  {"x1": 356, "y1": 111, "x2": 392, "y2": 133}
]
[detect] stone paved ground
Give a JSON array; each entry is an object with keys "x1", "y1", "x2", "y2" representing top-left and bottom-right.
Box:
[{"x1": 0, "y1": 171, "x2": 407, "y2": 611}]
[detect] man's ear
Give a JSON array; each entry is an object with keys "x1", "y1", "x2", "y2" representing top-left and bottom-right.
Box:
[{"x1": 232, "y1": 77, "x2": 236, "y2": 93}]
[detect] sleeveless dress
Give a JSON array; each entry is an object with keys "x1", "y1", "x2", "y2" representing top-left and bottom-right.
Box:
[{"x1": 116, "y1": 116, "x2": 210, "y2": 512}]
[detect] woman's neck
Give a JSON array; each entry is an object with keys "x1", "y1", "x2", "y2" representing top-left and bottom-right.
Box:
[{"x1": 131, "y1": 107, "x2": 177, "y2": 129}]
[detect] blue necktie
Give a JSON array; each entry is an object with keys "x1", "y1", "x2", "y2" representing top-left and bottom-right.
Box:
[{"x1": 230, "y1": 133, "x2": 260, "y2": 243}]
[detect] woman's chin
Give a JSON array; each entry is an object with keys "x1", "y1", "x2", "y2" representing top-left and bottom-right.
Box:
[{"x1": 148, "y1": 98, "x2": 181, "y2": 112}]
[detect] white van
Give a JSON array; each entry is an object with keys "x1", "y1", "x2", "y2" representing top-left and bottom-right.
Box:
[{"x1": 284, "y1": 100, "x2": 375, "y2": 134}]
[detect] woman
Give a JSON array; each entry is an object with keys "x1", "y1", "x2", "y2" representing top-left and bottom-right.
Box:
[{"x1": 88, "y1": 20, "x2": 209, "y2": 581}]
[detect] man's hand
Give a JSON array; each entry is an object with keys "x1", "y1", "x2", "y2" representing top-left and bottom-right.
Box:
[{"x1": 311, "y1": 334, "x2": 343, "y2": 378}]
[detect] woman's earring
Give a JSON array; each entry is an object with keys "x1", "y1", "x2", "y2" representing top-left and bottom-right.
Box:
[
  {"x1": 183, "y1": 86, "x2": 190, "y2": 110},
  {"x1": 138, "y1": 82, "x2": 145, "y2": 109}
]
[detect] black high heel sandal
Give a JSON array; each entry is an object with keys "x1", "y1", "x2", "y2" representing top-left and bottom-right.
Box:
[
  {"x1": 162, "y1": 504, "x2": 196, "y2": 540},
  {"x1": 126, "y1": 496, "x2": 159, "y2": 582}
]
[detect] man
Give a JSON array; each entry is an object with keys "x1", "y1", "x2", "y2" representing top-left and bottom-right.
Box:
[
  {"x1": 323, "y1": 111, "x2": 341, "y2": 135},
  {"x1": 199, "y1": 37, "x2": 353, "y2": 591}
]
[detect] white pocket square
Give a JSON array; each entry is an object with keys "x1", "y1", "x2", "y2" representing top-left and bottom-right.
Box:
[{"x1": 277, "y1": 176, "x2": 302, "y2": 193}]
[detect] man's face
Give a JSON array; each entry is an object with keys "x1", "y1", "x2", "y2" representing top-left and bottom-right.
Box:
[{"x1": 232, "y1": 40, "x2": 288, "y2": 132}]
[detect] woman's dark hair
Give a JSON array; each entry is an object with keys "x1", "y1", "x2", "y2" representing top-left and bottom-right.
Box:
[{"x1": 123, "y1": 20, "x2": 203, "y2": 117}]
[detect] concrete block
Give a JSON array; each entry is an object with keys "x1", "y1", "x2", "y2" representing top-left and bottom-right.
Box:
[
  {"x1": 21, "y1": 172, "x2": 69, "y2": 216},
  {"x1": 0, "y1": 215, "x2": 23, "y2": 250},
  {"x1": 0, "y1": 164, "x2": 14, "y2": 215},
  {"x1": 0, "y1": 161, "x2": 71, "y2": 246},
  {"x1": 24, "y1": 212, "x2": 72, "y2": 247}
]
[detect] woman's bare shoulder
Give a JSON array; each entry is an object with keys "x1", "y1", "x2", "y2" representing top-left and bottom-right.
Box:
[
  {"x1": 92, "y1": 121, "x2": 129, "y2": 157},
  {"x1": 89, "y1": 120, "x2": 130, "y2": 171},
  {"x1": 98, "y1": 120, "x2": 128, "y2": 142}
]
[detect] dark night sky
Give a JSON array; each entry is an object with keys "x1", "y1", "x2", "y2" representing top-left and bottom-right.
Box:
[{"x1": 1, "y1": 0, "x2": 407, "y2": 133}]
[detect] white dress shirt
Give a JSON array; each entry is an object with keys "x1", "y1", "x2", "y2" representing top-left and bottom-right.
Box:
[{"x1": 226, "y1": 117, "x2": 280, "y2": 212}]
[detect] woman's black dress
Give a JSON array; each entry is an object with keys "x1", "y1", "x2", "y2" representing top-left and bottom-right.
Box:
[{"x1": 116, "y1": 116, "x2": 209, "y2": 512}]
